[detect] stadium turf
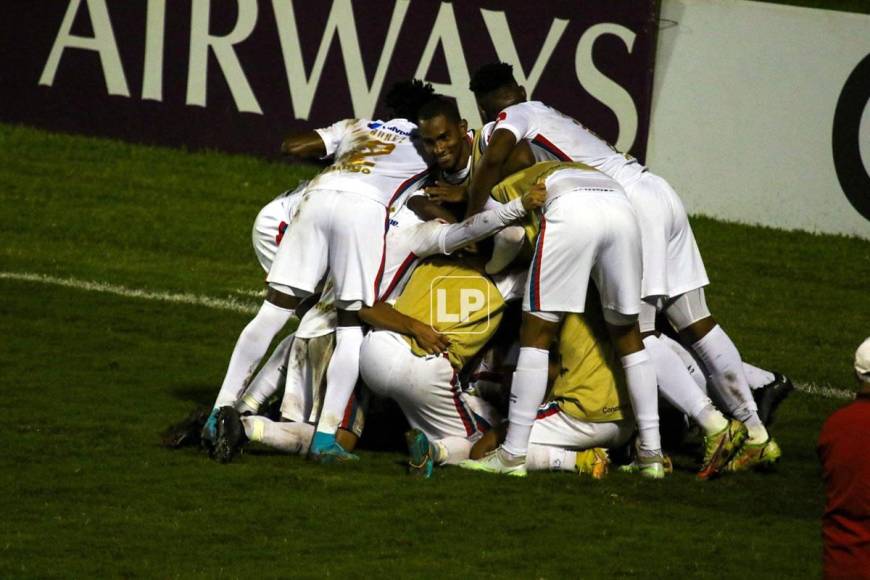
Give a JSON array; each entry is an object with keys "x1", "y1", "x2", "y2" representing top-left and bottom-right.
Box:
[{"x1": 1, "y1": 123, "x2": 868, "y2": 577}]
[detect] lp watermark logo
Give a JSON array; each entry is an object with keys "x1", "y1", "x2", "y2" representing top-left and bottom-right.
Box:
[{"x1": 429, "y1": 276, "x2": 490, "y2": 334}]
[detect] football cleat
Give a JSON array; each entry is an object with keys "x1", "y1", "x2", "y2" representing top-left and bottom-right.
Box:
[
  {"x1": 618, "y1": 453, "x2": 673, "y2": 480},
  {"x1": 724, "y1": 437, "x2": 782, "y2": 472},
  {"x1": 405, "y1": 429, "x2": 434, "y2": 479},
  {"x1": 697, "y1": 419, "x2": 748, "y2": 480},
  {"x1": 459, "y1": 447, "x2": 527, "y2": 477},
  {"x1": 308, "y1": 432, "x2": 359, "y2": 463},
  {"x1": 200, "y1": 408, "x2": 220, "y2": 452},
  {"x1": 753, "y1": 372, "x2": 794, "y2": 427},
  {"x1": 576, "y1": 448, "x2": 609, "y2": 480},
  {"x1": 213, "y1": 406, "x2": 247, "y2": 463}
]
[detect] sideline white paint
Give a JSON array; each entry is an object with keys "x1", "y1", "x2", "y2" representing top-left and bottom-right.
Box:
[
  {"x1": 0, "y1": 270, "x2": 856, "y2": 401},
  {"x1": 0, "y1": 271, "x2": 259, "y2": 315}
]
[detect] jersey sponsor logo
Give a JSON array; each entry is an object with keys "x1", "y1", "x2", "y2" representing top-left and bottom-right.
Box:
[
  {"x1": 367, "y1": 122, "x2": 383, "y2": 130},
  {"x1": 429, "y1": 275, "x2": 491, "y2": 335},
  {"x1": 832, "y1": 54, "x2": 870, "y2": 221}
]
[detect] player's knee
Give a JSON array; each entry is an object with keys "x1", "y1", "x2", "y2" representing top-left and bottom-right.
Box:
[
  {"x1": 602, "y1": 308, "x2": 637, "y2": 327},
  {"x1": 520, "y1": 311, "x2": 562, "y2": 348},
  {"x1": 665, "y1": 288, "x2": 712, "y2": 331},
  {"x1": 336, "y1": 307, "x2": 362, "y2": 326}
]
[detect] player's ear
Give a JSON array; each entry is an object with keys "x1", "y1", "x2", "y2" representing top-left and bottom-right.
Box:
[
  {"x1": 459, "y1": 119, "x2": 468, "y2": 134},
  {"x1": 519, "y1": 86, "x2": 527, "y2": 101}
]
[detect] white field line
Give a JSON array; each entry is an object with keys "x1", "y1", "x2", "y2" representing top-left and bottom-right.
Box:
[
  {"x1": 0, "y1": 270, "x2": 858, "y2": 401},
  {"x1": 0, "y1": 271, "x2": 259, "y2": 315},
  {"x1": 793, "y1": 383, "x2": 855, "y2": 401}
]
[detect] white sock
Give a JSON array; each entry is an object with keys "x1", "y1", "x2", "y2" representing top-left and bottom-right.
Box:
[
  {"x1": 237, "y1": 333, "x2": 294, "y2": 413},
  {"x1": 242, "y1": 416, "x2": 314, "y2": 455},
  {"x1": 658, "y1": 333, "x2": 708, "y2": 392},
  {"x1": 214, "y1": 301, "x2": 294, "y2": 408},
  {"x1": 743, "y1": 363, "x2": 776, "y2": 390},
  {"x1": 315, "y1": 326, "x2": 364, "y2": 435},
  {"x1": 691, "y1": 325, "x2": 768, "y2": 443},
  {"x1": 643, "y1": 336, "x2": 727, "y2": 435},
  {"x1": 432, "y1": 437, "x2": 473, "y2": 465},
  {"x1": 622, "y1": 350, "x2": 661, "y2": 456},
  {"x1": 526, "y1": 444, "x2": 577, "y2": 472},
  {"x1": 501, "y1": 347, "x2": 549, "y2": 458}
]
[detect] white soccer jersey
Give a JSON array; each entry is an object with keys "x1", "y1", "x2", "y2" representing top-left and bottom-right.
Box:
[
  {"x1": 312, "y1": 118, "x2": 430, "y2": 207},
  {"x1": 493, "y1": 101, "x2": 646, "y2": 188}
]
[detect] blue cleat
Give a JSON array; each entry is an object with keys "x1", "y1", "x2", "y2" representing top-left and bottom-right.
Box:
[
  {"x1": 308, "y1": 431, "x2": 359, "y2": 463},
  {"x1": 405, "y1": 429, "x2": 434, "y2": 479},
  {"x1": 200, "y1": 408, "x2": 220, "y2": 452}
]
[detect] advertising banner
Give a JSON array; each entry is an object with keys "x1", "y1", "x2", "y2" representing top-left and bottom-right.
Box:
[
  {"x1": 647, "y1": 0, "x2": 869, "y2": 238},
  {"x1": 1, "y1": 0, "x2": 660, "y2": 160}
]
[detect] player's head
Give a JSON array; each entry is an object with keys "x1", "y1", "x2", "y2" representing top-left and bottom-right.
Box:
[
  {"x1": 417, "y1": 96, "x2": 469, "y2": 172},
  {"x1": 383, "y1": 79, "x2": 436, "y2": 122},
  {"x1": 470, "y1": 63, "x2": 526, "y2": 123}
]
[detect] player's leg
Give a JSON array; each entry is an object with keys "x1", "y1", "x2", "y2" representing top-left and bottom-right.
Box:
[
  {"x1": 205, "y1": 195, "x2": 330, "y2": 446},
  {"x1": 235, "y1": 332, "x2": 295, "y2": 415},
  {"x1": 666, "y1": 289, "x2": 781, "y2": 470},
  {"x1": 588, "y1": 193, "x2": 664, "y2": 477},
  {"x1": 309, "y1": 309, "x2": 365, "y2": 461},
  {"x1": 298, "y1": 193, "x2": 386, "y2": 462},
  {"x1": 526, "y1": 406, "x2": 633, "y2": 478},
  {"x1": 361, "y1": 330, "x2": 480, "y2": 477}
]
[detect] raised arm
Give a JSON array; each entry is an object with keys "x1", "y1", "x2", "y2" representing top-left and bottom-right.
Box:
[
  {"x1": 465, "y1": 128, "x2": 518, "y2": 216},
  {"x1": 280, "y1": 131, "x2": 327, "y2": 160}
]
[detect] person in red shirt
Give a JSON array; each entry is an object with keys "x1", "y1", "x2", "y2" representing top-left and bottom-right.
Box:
[{"x1": 818, "y1": 337, "x2": 870, "y2": 579}]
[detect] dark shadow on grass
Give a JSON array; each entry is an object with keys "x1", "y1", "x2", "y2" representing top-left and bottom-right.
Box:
[{"x1": 167, "y1": 383, "x2": 216, "y2": 405}]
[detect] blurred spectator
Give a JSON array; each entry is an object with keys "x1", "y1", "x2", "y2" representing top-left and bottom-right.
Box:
[{"x1": 818, "y1": 337, "x2": 870, "y2": 579}]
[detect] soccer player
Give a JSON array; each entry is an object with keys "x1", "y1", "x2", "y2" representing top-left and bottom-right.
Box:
[
  {"x1": 210, "y1": 145, "x2": 545, "y2": 463},
  {"x1": 464, "y1": 63, "x2": 779, "y2": 474},
  {"x1": 468, "y1": 306, "x2": 634, "y2": 479},
  {"x1": 207, "y1": 80, "x2": 435, "y2": 463},
  {"x1": 456, "y1": 155, "x2": 665, "y2": 477}
]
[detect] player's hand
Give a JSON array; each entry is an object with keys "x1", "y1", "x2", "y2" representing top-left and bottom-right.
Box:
[
  {"x1": 410, "y1": 321, "x2": 451, "y2": 354},
  {"x1": 521, "y1": 183, "x2": 547, "y2": 212},
  {"x1": 425, "y1": 182, "x2": 467, "y2": 204}
]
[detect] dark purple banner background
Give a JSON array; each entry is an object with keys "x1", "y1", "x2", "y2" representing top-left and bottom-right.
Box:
[{"x1": 1, "y1": 0, "x2": 660, "y2": 160}]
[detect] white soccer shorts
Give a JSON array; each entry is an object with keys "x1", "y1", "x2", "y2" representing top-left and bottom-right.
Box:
[
  {"x1": 359, "y1": 330, "x2": 482, "y2": 441},
  {"x1": 624, "y1": 173, "x2": 709, "y2": 300},
  {"x1": 523, "y1": 188, "x2": 643, "y2": 316},
  {"x1": 530, "y1": 402, "x2": 633, "y2": 450},
  {"x1": 267, "y1": 189, "x2": 389, "y2": 308}
]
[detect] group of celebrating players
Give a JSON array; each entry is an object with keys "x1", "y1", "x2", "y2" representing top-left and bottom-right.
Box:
[{"x1": 167, "y1": 63, "x2": 794, "y2": 480}]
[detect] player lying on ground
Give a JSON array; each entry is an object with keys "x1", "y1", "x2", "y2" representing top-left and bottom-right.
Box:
[{"x1": 462, "y1": 63, "x2": 780, "y2": 475}]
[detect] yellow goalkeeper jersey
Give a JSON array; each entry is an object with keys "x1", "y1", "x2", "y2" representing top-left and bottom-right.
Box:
[
  {"x1": 394, "y1": 258, "x2": 505, "y2": 370},
  {"x1": 549, "y1": 300, "x2": 631, "y2": 423}
]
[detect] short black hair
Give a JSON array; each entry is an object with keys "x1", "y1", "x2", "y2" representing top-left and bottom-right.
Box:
[
  {"x1": 417, "y1": 96, "x2": 461, "y2": 124},
  {"x1": 469, "y1": 63, "x2": 517, "y2": 96},
  {"x1": 383, "y1": 79, "x2": 435, "y2": 122}
]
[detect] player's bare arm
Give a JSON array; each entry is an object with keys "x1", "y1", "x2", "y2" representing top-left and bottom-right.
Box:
[
  {"x1": 407, "y1": 194, "x2": 459, "y2": 223},
  {"x1": 424, "y1": 181, "x2": 467, "y2": 204},
  {"x1": 280, "y1": 130, "x2": 327, "y2": 160},
  {"x1": 359, "y1": 302, "x2": 450, "y2": 354},
  {"x1": 466, "y1": 128, "x2": 518, "y2": 216}
]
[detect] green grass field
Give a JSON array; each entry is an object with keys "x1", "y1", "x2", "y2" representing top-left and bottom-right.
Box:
[{"x1": 1, "y1": 123, "x2": 868, "y2": 578}]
